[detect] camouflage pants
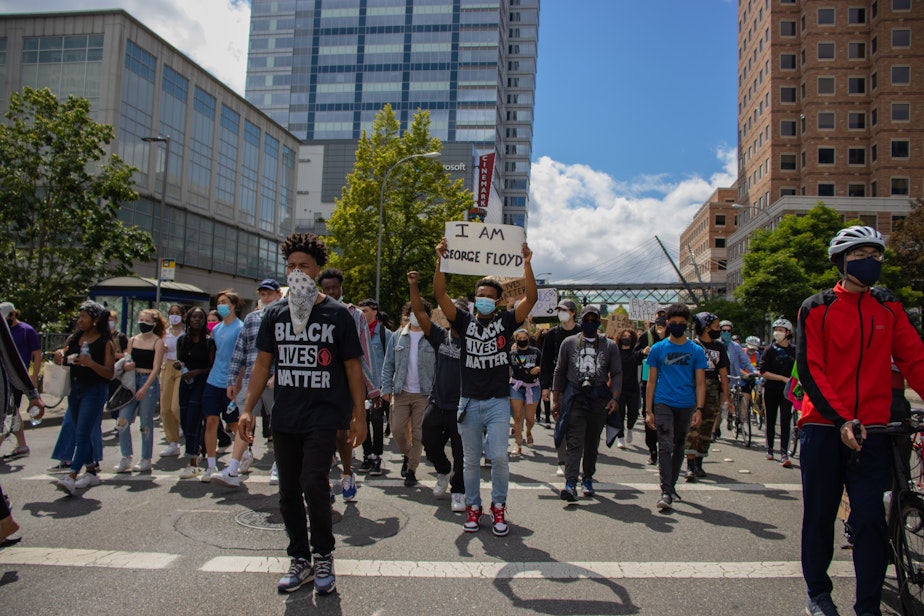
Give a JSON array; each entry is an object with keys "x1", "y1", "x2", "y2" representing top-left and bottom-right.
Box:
[{"x1": 684, "y1": 380, "x2": 720, "y2": 457}]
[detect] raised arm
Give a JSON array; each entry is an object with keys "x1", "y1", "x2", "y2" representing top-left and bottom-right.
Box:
[
  {"x1": 433, "y1": 237, "x2": 457, "y2": 324},
  {"x1": 407, "y1": 271, "x2": 432, "y2": 337},
  {"x1": 514, "y1": 242, "x2": 537, "y2": 324}
]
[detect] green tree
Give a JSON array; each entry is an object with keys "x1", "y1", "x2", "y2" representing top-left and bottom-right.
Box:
[
  {"x1": 326, "y1": 105, "x2": 473, "y2": 317},
  {"x1": 889, "y1": 198, "x2": 924, "y2": 295},
  {"x1": 695, "y1": 296, "x2": 766, "y2": 338},
  {"x1": 0, "y1": 87, "x2": 154, "y2": 329}
]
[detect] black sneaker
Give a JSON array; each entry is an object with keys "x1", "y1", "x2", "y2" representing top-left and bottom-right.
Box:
[
  {"x1": 670, "y1": 488, "x2": 683, "y2": 502},
  {"x1": 693, "y1": 458, "x2": 707, "y2": 478},
  {"x1": 656, "y1": 492, "x2": 672, "y2": 510},
  {"x1": 400, "y1": 456, "x2": 409, "y2": 477},
  {"x1": 683, "y1": 459, "x2": 695, "y2": 482},
  {"x1": 369, "y1": 457, "x2": 382, "y2": 476},
  {"x1": 357, "y1": 457, "x2": 373, "y2": 474},
  {"x1": 805, "y1": 592, "x2": 840, "y2": 616},
  {"x1": 277, "y1": 557, "x2": 314, "y2": 593},
  {"x1": 647, "y1": 452, "x2": 658, "y2": 465},
  {"x1": 404, "y1": 469, "x2": 417, "y2": 487},
  {"x1": 560, "y1": 482, "x2": 578, "y2": 502}
]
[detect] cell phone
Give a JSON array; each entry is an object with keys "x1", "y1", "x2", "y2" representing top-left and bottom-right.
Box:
[{"x1": 456, "y1": 409, "x2": 466, "y2": 423}]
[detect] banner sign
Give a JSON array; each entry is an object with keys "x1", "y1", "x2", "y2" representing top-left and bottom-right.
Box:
[
  {"x1": 477, "y1": 152, "x2": 495, "y2": 210},
  {"x1": 501, "y1": 278, "x2": 527, "y2": 306},
  {"x1": 440, "y1": 222, "x2": 526, "y2": 278},
  {"x1": 529, "y1": 288, "x2": 559, "y2": 318},
  {"x1": 606, "y1": 312, "x2": 631, "y2": 337},
  {"x1": 628, "y1": 299, "x2": 660, "y2": 323}
]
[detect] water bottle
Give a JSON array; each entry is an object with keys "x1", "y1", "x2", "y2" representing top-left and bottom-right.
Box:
[
  {"x1": 227, "y1": 400, "x2": 238, "y2": 414},
  {"x1": 180, "y1": 365, "x2": 189, "y2": 376},
  {"x1": 28, "y1": 405, "x2": 42, "y2": 426},
  {"x1": 80, "y1": 341, "x2": 90, "y2": 356}
]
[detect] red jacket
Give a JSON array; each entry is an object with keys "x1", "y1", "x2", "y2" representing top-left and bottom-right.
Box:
[{"x1": 797, "y1": 281, "x2": 924, "y2": 428}]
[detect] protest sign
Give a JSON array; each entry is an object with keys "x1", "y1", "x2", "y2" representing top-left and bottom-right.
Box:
[
  {"x1": 501, "y1": 278, "x2": 527, "y2": 306},
  {"x1": 430, "y1": 307, "x2": 450, "y2": 329},
  {"x1": 606, "y1": 313, "x2": 630, "y2": 337},
  {"x1": 529, "y1": 288, "x2": 559, "y2": 318},
  {"x1": 440, "y1": 222, "x2": 526, "y2": 278},
  {"x1": 628, "y1": 299, "x2": 660, "y2": 323}
]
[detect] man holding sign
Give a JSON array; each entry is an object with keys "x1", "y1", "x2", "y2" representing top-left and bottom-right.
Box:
[{"x1": 433, "y1": 232, "x2": 537, "y2": 537}]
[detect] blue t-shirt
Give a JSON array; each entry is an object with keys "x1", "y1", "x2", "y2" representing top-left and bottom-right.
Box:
[
  {"x1": 207, "y1": 318, "x2": 243, "y2": 388},
  {"x1": 648, "y1": 337, "x2": 707, "y2": 408}
]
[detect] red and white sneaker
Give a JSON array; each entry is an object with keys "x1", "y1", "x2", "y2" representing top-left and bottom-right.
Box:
[
  {"x1": 490, "y1": 502, "x2": 509, "y2": 537},
  {"x1": 463, "y1": 505, "x2": 482, "y2": 533}
]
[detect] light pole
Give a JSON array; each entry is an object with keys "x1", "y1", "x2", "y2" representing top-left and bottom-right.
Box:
[
  {"x1": 142, "y1": 135, "x2": 171, "y2": 309},
  {"x1": 376, "y1": 151, "x2": 441, "y2": 306}
]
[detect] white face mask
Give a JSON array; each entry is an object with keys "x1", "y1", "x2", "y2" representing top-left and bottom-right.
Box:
[
  {"x1": 168, "y1": 314, "x2": 183, "y2": 326},
  {"x1": 773, "y1": 331, "x2": 787, "y2": 343},
  {"x1": 408, "y1": 313, "x2": 419, "y2": 328},
  {"x1": 558, "y1": 311, "x2": 572, "y2": 324}
]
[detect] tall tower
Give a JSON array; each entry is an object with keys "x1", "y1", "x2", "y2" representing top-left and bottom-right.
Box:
[{"x1": 245, "y1": 0, "x2": 539, "y2": 227}]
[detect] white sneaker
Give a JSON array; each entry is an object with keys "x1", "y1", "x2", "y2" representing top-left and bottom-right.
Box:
[
  {"x1": 341, "y1": 473, "x2": 357, "y2": 502},
  {"x1": 113, "y1": 456, "x2": 132, "y2": 473},
  {"x1": 210, "y1": 468, "x2": 241, "y2": 488},
  {"x1": 451, "y1": 493, "x2": 466, "y2": 512},
  {"x1": 616, "y1": 437, "x2": 626, "y2": 449},
  {"x1": 433, "y1": 473, "x2": 450, "y2": 497},
  {"x1": 74, "y1": 473, "x2": 101, "y2": 489},
  {"x1": 132, "y1": 458, "x2": 152, "y2": 472},
  {"x1": 625, "y1": 429, "x2": 633, "y2": 444},
  {"x1": 556, "y1": 465, "x2": 565, "y2": 477},
  {"x1": 56, "y1": 475, "x2": 76, "y2": 496},
  {"x1": 179, "y1": 465, "x2": 201, "y2": 479},
  {"x1": 268, "y1": 462, "x2": 279, "y2": 486},
  {"x1": 160, "y1": 442, "x2": 181, "y2": 457},
  {"x1": 200, "y1": 467, "x2": 217, "y2": 482},
  {"x1": 239, "y1": 448, "x2": 254, "y2": 474}
]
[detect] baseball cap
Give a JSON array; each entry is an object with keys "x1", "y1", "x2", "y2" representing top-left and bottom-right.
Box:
[
  {"x1": 257, "y1": 279, "x2": 281, "y2": 291},
  {"x1": 580, "y1": 305, "x2": 600, "y2": 319},
  {"x1": 556, "y1": 299, "x2": 578, "y2": 312},
  {"x1": 0, "y1": 302, "x2": 14, "y2": 318}
]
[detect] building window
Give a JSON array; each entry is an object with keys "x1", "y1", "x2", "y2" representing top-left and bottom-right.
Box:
[
  {"x1": 872, "y1": 180, "x2": 878, "y2": 196},
  {"x1": 818, "y1": 112, "x2": 835, "y2": 130},
  {"x1": 818, "y1": 8, "x2": 835, "y2": 25},
  {"x1": 848, "y1": 7, "x2": 866, "y2": 23},
  {"x1": 818, "y1": 77, "x2": 835, "y2": 94},
  {"x1": 848, "y1": 148, "x2": 866, "y2": 165},
  {"x1": 818, "y1": 42, "x2": 835, "y2": 60},
  {"x1": 872, "y1": 108, "x2": 878, "y2": 125},
  {"x1": 848, "y1": 42, "x2": 866, "y2": 59},
  {"x1": 781, "y1": 120, "x2": 797, "y2": 136},
  {"x1": 892, "y1": 0, "x2": 911, "y2": 11},
  {"x1": 892, "y1": 29, "x2": 911, "y2": 48},
  {"x1": 715, "y1": 214, "x2": 726, "y2": 226},
  {"x1": 781, "y1": 154, "x2": 797, "y2": 170},
  {"x1": 818, "y1": 183, "x2": 835, "y2": 196},
  {"x1": 818, "y1": 148, "x2": 836, "y2": 165},
  {"x1": 848, "y1": 112, "x2": 866, "y2": 129},
  {"x1": 781, "y1": 54, "x2": 797, "y2": 70},
  {"x1": 781, "y1": 187, "x2": 797, "y2": 197},
  {"x1": 893, "y1": 215, "x2": 907, "y2": 231},
  {"x1": 891, "y1": 140, "x2": 910, "y2": 158},
  {"x1": 781, "y1": 21, "x2": 797, "y2": 36},
  {"x1": 848, "y1": 77, "x2": 866, "y2": 94},
  {"x1": 891, "y1": 178, "x2": 909, "y2": 195},
  {"x1": 892, "y1": 65, "x2": 911, "y2": 85},
  {"x1": 780, "y1": 86, "x2": 797, "y2": 103},
  {"x1": 872, "y1": 36, "x2": 878, "y2": 54},
  {"x1": 715, "y1": 238, "x2": 726, "y2": 249},
  {"x1": 848, "y1": 184, "x2": 866, "y2": 197},
  {"x1": 872, "y1": 144, "x2": 878, "y2": 161},
  {"x1": 892, "y1": 103, "x2": 911, "y2": 122}
]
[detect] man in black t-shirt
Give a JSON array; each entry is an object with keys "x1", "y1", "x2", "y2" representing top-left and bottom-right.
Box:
[
  {"x1": 238, "y1": 233, "x2": 367, "y2": 597},
  {"x1": 432, "y1": 236, "x2": 537, "y2": 537}
]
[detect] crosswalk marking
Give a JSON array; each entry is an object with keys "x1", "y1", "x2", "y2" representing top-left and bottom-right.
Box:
[{"x1": 0, "y1": 547, "x2": 178, "y2": 570}]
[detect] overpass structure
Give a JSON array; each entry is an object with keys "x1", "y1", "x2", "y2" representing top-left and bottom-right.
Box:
[{"x1": 538, "y1": 282, "x2": 727, "y2": 307}]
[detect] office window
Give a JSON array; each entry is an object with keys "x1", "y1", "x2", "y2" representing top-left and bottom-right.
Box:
[
  {"x1": 872, "y1": 144, "x2": 878, "y2": 161},
  {"x1": 892, "y1": 66, "x2": 910, "y2": 85},
  {"x1": 781, "y1": 54, "x2": 797, "y2": 70},
  {"x1": 891, "y1": 140, "x2": 910, "y2": 158},
  {"x1": 818, "y1": 148, "x2": 835, "y2": 165},
  {"x1": 872, "y1": 36, "x2": 878, "y2": 54},
  {"x1": 818, "y1": 77, "x2": 835, "y2": 94},
  {"x1": 781, "y1": 154, "x2": 797, "y2": 170},
  {"x1": 714, "y1": 238, "x2": 726, "y2": 249},
  {"x1": 715, "y1": 214, "x2": 726, "y2": 226},
  {"x1": 848, "y1": 77, "x2": 865, "y2": 94},
  {"x1": 781, "y1": 21, "x2": 796, "y2": 36},
  {"x1": 818, "y1": 42, "x2": 835, "y2": 59},
  {"x1": 781, "y1": 120, "x2": 797, "y2": 136},
  {"x1": 818, "y1": 183, "x2": 835, "y2": 196},
  {"x1": 848, "y1": 112, "x2": 866, "y2": 129},
  {"x1": 892, "y1": 0, "x2": 911, "y2": 11},
  {"x1": 892, "y1": 29, "x2": 911, "y2": 48},
  {"x1": 780, "y1": 86, "x2": 797, "y2": 103},
  {"x1": 780, "y1": 187, "x2": 797, "y2": 197},
  {"x1": 818, "y1": 112, "x2": 835, "y2": 130},
  {"x1": 872, "y1": 180, "x2": 878, "y2": 196},
  {"x1": 848, "y1": 184, "x2": 866, "y2": 197},
  {"x1": 848, "y1": 7, "x2": 866, "y2": 23},
  {"x1": 818, "y1": 8, "x2": 835, "y2": 25},
  {"x1": 872, "y1": 108, "x2": 878, "y2": 125},
  {"x1": 892, "y1": 103, "x2": 910, "y2": 122},
  {"x1": 891, "y1": 178, "x2": 909, "y2": 195},
  {"x1": 848, "y1": 147, "x2": 866, "y2": 165},
  {"x1": 848, "y1": 42, "x2": 866, "y2": 59}
]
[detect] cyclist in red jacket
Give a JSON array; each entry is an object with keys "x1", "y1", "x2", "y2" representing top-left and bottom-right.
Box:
[{"x1": 797, "y1": 225, "x2": 924, "y2": 616}]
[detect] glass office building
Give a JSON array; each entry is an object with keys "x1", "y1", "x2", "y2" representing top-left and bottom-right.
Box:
[{"x1": 245, "y1": 0, "x2": 538, "y2": 227}]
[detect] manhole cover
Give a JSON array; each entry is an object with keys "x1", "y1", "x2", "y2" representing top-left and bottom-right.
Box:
[{"x1": 235, "y1": 508, "x2": 343, "y2": 531}]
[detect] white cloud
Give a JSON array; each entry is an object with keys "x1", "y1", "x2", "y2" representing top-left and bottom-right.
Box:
[
  {"x1": 527, "y1": 147, "x2": 738, "y2": 284},
  {"x1": 0, "y1": 0, "x2": 251, "y2": 94}
]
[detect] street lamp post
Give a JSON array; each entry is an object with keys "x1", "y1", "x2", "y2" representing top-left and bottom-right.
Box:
[
  {"x1": 142, "y1": 135, "x2": 171, "y2": 309},
  {"x1": 376, "y1": 151, "x2": 441, "y2": 306}
]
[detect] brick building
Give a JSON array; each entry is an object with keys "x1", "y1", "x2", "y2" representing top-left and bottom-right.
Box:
[{"x1": 679, "y1": 187, "x2": 740, "y2": 285}]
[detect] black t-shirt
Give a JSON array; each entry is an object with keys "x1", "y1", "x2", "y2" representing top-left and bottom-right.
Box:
[
  {"x1": 510, "y1": 345, "x2": 541, "y2": 383},
  {"x1": 65, "y1": 335, "x2": 110, "y2": 385},
  {"x1": 450, "y1": 309, "x2": 522, "y2": 400},
  {"x1": 425, "y1": 324, "x2": 462, "y2": 411},
  {"x1": 177, "y1": 333, "x2": 213, "y2": 371},
  {"x1": 539, "y1": 324, "x2": 581, "y2": 389},
  {"x1": 758, "y1": 342, "x2": 795, "y2": 391},
  {"x1": 256, "y1": 297, "x2": 363, "y2": 432},
  {"x1": 696, "y1": 338, "x2": 730, "y2": 386}
]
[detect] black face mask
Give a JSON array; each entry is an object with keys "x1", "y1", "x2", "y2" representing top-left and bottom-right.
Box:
[
  {"x1": 516, "y1": 340, "x2": 529, "y2": 349},
  {"x1": 620, "y1": 338, "x2": 632, "y2": 346},
  {"x1": 138, "y1": 322, "x2": 155, "y2": 334}
]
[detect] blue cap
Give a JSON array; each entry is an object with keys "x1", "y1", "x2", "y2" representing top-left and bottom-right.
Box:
[{"x1": 257, "y1": 279, "x2": 281, "y2": 291}]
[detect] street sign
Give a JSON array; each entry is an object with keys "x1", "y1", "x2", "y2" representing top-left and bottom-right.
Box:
[{"x1": 160, "y1": 258, "x2": 176, "y2": 282}]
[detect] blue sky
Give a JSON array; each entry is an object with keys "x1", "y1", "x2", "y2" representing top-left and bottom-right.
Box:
[{"x1": 0, "y1": 0, "x2": 742, "y2": 283}]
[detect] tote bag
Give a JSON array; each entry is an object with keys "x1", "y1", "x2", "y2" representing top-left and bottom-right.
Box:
[{"x1": 42, "y1": 361, "x2": 71, "y2": 399}]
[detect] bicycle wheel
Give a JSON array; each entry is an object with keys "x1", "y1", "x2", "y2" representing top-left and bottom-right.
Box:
[
  {"x1": 735, "y1": 397, "x2": 751, "y2": 447},
  {"x1": 911, "y1": 433, "x2": 924, "y2": 494},
  {"x1": 891, "y1": 493, "x2": 924, "y2": 614}
]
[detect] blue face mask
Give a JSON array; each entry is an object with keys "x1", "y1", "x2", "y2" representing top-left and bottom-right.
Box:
[
  {"x1": 845, "y1": 257, "x2": 882, "y2": 288},
  {"x1": 216, "y1": 305, "x2": 231, "y2": 319},
  {"x1": 474, "y1": 297, "x2": 496, "y2": 316},
  {"x1": 720, "y1": 331, "x2": 732, "y2": 345}
]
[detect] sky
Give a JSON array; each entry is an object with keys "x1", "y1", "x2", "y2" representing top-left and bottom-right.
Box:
[{"x1": 0, "y1": 0, "x2": 741, "y2": 284}]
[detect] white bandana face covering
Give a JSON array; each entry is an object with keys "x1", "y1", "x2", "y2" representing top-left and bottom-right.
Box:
[{"x1": 286, "y1": 269, "x2": 318, "y2": 335}]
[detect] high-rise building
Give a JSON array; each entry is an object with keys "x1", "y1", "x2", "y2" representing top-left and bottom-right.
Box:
[
  {"x1": 727, "y1": 0, "x2": 922, "y2": 289},
  {"x1": 245, "y1": 0, "x2": 539, "y2": 228},
  {"x1": 678, "y1": 187, "x2": 739, "y2": 285}
]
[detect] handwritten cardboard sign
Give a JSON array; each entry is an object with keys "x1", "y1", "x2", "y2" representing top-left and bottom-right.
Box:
[
  {"x1": 501, "y1": 278, "x2": 527, "y2": 306},
  {"x1": 440, "y1": 222, "x2": 526, "y2": 278},
  {"x1": 628, "y1": 299, "x2": 660, "y2": 323},
  {"x1": 529, "y1": 288, "x2": 559, "y2": 318},
  {"x1": 606, "y1": 313, "x2": 631, "y2": 337}
]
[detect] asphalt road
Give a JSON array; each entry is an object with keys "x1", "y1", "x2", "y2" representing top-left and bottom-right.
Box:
[{"x1": 0, "y1": 410, "x2": 903, "y2": 616}]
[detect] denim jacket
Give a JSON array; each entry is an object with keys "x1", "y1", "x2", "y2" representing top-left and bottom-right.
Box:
[
  {"x1": 368, "y1": 321, "x2": 392, "y2": 391},
  {"x1": 381, "y1": 325, "x2": 436, "y2": 396}
]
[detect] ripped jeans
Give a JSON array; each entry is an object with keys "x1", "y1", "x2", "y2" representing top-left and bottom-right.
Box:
[{"x1": 118, "y1": 372, "x2": 160, "y2": 461}]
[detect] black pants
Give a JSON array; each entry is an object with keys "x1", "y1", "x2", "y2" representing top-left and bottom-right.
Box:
[
  {"x1": 0, "y1": 483, "x2": 10, "y2": 519},
  {"x1": 764, "y1": 385, "x2": 792, "y2": 456},
  {"x1": 421, "y1": 402, "x2": 465, "y2": 494},
  {"x1": 273, "y1": 428, "x2": 338, "y2": 559},
  {"x1": 362, "y1": 400, "x2": 387, "y2": 458},
  {"x1": 564, "y1": 394, "x2": 608, "y2": 485},
  {"x1": 640, "y1": 380, "x2": 658, "y2": 456},
  {"x1": 540, "y1": 397, "x2": 552, "y2": 424},
  {"x1": 614, "y1": 390, "x2": 640, "y2": 437}
]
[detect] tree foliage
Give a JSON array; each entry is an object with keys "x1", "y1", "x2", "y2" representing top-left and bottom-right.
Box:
[
  {"x1": 889, "y1": 198, "x2": 924, "y2": 296},
  {"x1": 325, "y1": 105, "x2": 474, "y2": 317},
  {"x1": 0, "y1": 87, "x2": 154, "y2": 329}
]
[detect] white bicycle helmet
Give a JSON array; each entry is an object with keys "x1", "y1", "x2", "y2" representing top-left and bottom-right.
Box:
[
  {"x1": 827, "y1": 226, "x2": 885, "y2": 262},
  {"x1": 745, "y1": 336, "x2": 760, "y2": 348},
  {"x1": 719, "y1": 320, "x2": 733, "y2": 329},
  {"x1": 772, "y1": 317, "x2": 793, "y2": 331}
]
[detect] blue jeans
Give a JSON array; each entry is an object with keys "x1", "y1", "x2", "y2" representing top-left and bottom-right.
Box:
[
  {"x1": 60, "y1": 380, "x2": 108, "y2": 474},
  {"x1": 457, "y1": 397, "x2": 510, "y2": 507},
  {"x1": 800, "y1": 425, "x2": 890, "y2": 615},
  {"x1": 51, "y1": 398, "x2": 104, "y2": 464},
  {"x1": 118, "y1": 372, "x2": 160, "y2": 460},
  {"x1": 179, "y1": 375, "x2": 207, "y2": 458}
]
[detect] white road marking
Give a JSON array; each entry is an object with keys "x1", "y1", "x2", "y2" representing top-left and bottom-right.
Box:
[{"x1": 0, "y1": 547, "x2": 178, "y2": 569}]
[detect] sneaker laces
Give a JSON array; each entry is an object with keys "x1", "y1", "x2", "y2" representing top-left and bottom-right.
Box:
[
  {"x1": 491, "y1": 503, "x2": 507, "y2": 525},
  {"x1": 286, "y1": 558, "x2": 308, "y2": 577},
  {"x1": 314, "y1": 555, "x2": 333, "y2": 578},
  {"x1": 466, "y1": 506, "x2": 482, "y2": 524}
]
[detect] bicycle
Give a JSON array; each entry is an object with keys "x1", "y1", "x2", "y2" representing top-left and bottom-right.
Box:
[
  {"x1": 751, "y1": 376, "x2": 766, "y2": 431},
  {"x1": 727, "y1": 376, "x2": 752, "y2": 447}
]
